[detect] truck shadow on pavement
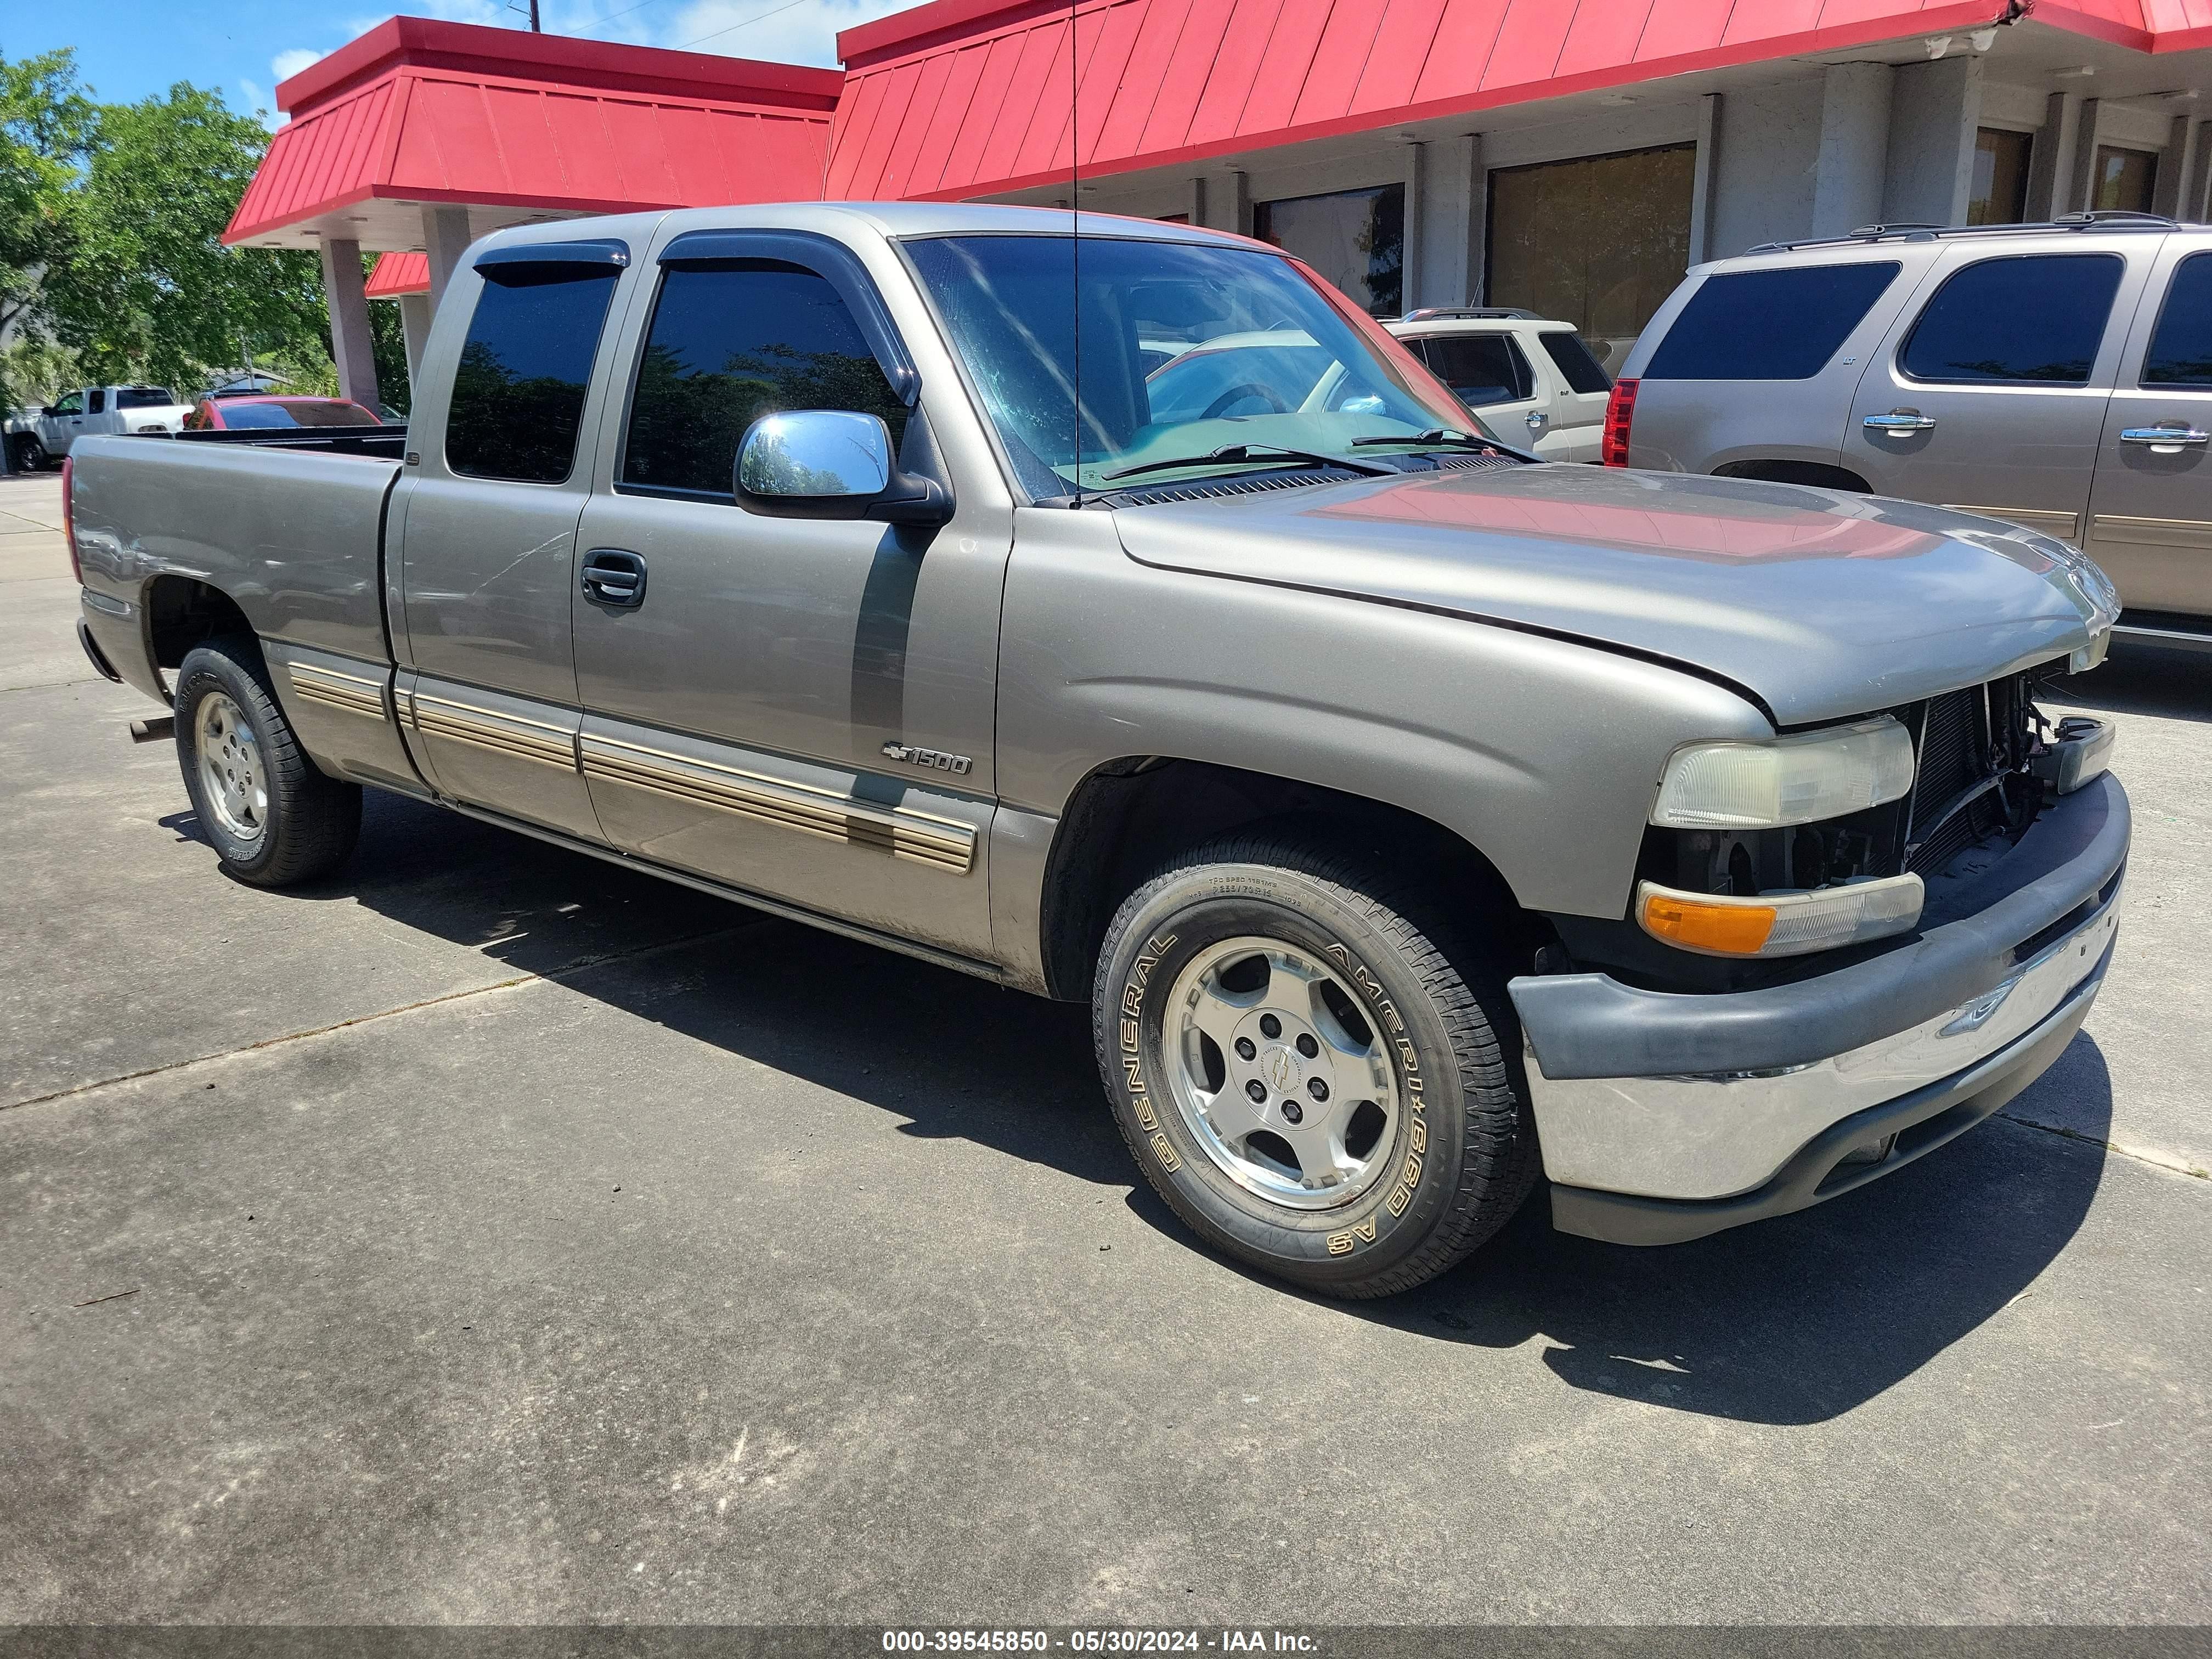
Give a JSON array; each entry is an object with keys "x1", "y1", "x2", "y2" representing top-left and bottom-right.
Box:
[
  {"x1": 179, "y1": 786, "x2": 2115, "y2": 1431},
  {"x1": 2055, "y1": 643, "x2": 2212, "y2": 721}
]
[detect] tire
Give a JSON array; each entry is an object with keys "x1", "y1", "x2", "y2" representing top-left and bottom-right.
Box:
[
  {"x1": 1093, "y1": 828, "x2": 1539, "y2": 1299},
  {"x1": 173, "y1": 638, "x2": 361, "y2": 887},
  {"x1": 12, "y1": 437, "x2": 46, "y2": 472}
]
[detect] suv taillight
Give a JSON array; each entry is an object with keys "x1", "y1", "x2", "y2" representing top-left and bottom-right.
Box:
[
  {"x1": 61, "y1": 456, "x2": 80, "y2": 582},
  {"x1": 1601, "y1": 377, "x2": 1638, "y2": 467}
]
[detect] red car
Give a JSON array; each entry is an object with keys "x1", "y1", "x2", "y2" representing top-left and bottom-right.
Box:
[{"x1": 182, "y1": 394, "x2": 382, "y2": 431}]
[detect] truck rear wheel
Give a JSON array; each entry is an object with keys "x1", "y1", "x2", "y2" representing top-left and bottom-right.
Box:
[
  {"x1": 1093, "y1": 830, "x2": 1538, "y2": 1298},
  {"x1": 174, "y1": 639, "x2": 360, "y2": 887}
]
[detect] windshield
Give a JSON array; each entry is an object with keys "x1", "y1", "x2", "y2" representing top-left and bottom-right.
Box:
[{"x1": 904, "y1": 234, "x2": 1496, "y2": 497}]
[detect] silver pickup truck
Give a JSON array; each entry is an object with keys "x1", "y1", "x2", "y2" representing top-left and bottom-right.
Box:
[{"x1": 67, "y1": 204, "x2": 2130, "y2": 1298}]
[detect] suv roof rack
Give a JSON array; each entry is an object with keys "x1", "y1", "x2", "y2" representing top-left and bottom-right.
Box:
[
  {"x1": 1397, "y1": 306, "x2": 1541, "y2": 322},
  {"x1": 1743, "y1": 211, "x2": 2185, "y2": 256}
]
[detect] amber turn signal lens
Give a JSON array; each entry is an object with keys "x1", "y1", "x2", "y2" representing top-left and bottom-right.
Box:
[{"x1": 1639, "y1": 890, "x2": 1777, "y2": 956}]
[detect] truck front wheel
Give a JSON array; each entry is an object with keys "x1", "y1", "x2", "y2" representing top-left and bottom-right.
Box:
[
  {"x1": 174, "y1": 639, "x2": 360, "y2": 887},
  {"x1": 1093, "y1": 831, "x2": 1539, "y2": 1298}
]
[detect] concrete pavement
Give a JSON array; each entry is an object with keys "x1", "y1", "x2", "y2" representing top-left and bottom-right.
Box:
[{"x1": 2, "y1": 470, "x2": 2207, "y2": 1624}]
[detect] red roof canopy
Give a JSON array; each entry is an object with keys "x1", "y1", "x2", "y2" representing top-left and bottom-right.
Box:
[
  {"x1": 225, "y1": 18, "x2": 842, "y2": 250},
  {"x1": 365, "y1": 251, "x2": 429, "y2": 298},
  {"x1": 826, "y1": 0, "x2": 2212, "y2": 201}
]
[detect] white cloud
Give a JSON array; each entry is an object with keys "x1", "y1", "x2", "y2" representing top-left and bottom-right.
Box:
[
  {"x1": 236, "y1": 79, "x2": 282, "y2": 131},
  {"x1": 271, "y1": 48, "x2": 324, "y2": 82}
]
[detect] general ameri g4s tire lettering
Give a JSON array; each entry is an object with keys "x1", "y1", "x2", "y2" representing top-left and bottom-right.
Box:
[{"x1": 1092, "y1": 830, "x2": 1539, "y2": 1297}]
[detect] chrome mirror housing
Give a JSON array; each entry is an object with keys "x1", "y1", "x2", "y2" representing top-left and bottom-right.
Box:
[{"x1": 736, "y1": 411, "x2": 893, "y2": 500}]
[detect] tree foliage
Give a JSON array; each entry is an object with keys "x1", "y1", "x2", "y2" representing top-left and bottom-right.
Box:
[
  {"x1": 0, "y1": 48, "x2": 92, "y2": 341},
  {"x1": 40, "y1": 81, "x2": 328, "y2": 393}
]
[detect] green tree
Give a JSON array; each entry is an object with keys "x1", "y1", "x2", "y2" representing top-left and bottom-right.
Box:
[
  {"x1": 41, "y1": 81, "x2": 327, "y2": 393},
  {"x1": 0, "y1": 48, "x2": 94, "y2": 412}
]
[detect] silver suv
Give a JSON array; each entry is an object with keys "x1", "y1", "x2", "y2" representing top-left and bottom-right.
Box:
[{"x1": 1612, "y1": 211, "x2": 2212, "y2": 650}]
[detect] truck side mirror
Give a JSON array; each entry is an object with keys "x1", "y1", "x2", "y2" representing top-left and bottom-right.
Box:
[{"x1": 735, "y1": 410, "x2": 952, "y2": 528}]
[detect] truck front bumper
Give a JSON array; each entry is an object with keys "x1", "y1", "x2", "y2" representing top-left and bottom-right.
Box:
[{"x1": 1508, "y1": 774, "x2": 2128, "y2": 1246}]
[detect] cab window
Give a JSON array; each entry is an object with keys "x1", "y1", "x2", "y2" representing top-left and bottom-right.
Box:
[
  {"x1": 447, "y1": 264, "x2": 623, "y2": 484},
  {"x1": 619, "y1": 262, "x2": 906, "y2": 500}
]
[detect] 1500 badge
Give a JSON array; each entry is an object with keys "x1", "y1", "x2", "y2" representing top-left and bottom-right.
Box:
[{"x1": 882, "y1": 742, "x2": 973, "y2": 776}]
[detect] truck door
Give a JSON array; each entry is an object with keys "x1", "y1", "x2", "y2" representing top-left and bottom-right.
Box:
[
  {"x1": 387, "y1": 240, "x2": 638, "y2": 842},
  {"x1": 1843, "y1": 244, "x2": 2149, "y2": 545},
  {"x1": 2084, "y1": 239, "x2": 2212, "y2": 624},
  {"x1": 568, "y1": 228, "x2": 1007, "y2": 961},
  {"x1": 46, "y1": 390, "x2": 86, "y2": 456}
]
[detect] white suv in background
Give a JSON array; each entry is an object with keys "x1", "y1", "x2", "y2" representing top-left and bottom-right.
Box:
[{"x1": 1386, "y1": 308, "x2": 1614, "y2": 462}]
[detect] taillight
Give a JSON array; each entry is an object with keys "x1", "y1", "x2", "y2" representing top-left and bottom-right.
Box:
[
  {"x1": 1601, "y1": 377, "x2": 1639, "y2": 468},
  {"x1": 61, "y1": 455, "x2": 80, "y2": 582}
]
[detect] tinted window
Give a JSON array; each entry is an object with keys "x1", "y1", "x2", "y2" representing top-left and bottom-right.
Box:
[
  {"x1": 1900, "y1": 253, "x2": 2123, "y2": 385},
  {"x1": 620, "y1": 263, "x2": 906, "y2": 498},
  {"x1": 1644, "y1": 263, "x2": 1900, "y2": 380},
  {"x1": 1538, "y1": 331, "x2": 1612, "y2": 393},
  {"x1": 116, "y1": 387, "x2": 173, "y2": 409},
  {"x1": 221, "y1": 400, "x2": 379, "y2": 429},
  {"x1": 2143, "y1": 252, "x2": 2212, "y2": 388},
  {"x1": 87, "y1": 388, "x2": 106, "y2": 414},
  {"x1": 1420, "y1": 335, "x2": 1532, "y2": 406},
  {"x1": 447, "y1": 267, "x2": 622, "y2": 483},
  {"x1": 50, "y1": 392, "x2": 82, "y2": 415}
]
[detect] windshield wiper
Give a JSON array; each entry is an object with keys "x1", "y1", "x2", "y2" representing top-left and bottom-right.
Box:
[
  {"x1": 1101, "y1": 443, "x2": 1392, "y2": 483},
  {"x1": 1349, "y1": 428, "x2": 1496, "y2": 449}
]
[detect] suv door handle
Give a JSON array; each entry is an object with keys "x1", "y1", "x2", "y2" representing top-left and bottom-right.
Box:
[
  {"x1": 2120, "y1": 425, "x2": 2211, "y2": 448},
  {"x1": 580, "y1": 548, "x2": 647, "y2": 608},
  {"x1": 1864, "y1": 411, "x2": 1937, "y2": 433}
]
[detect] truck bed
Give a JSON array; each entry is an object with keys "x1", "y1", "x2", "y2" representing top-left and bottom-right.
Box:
[{"x1": 70, "y1": 432, "x2": 402, "y2": 674}]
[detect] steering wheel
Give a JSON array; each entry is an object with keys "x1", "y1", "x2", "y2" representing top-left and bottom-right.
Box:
[{"x1": 1202, "y1": 383, "x2": 1292, "y2": 419}]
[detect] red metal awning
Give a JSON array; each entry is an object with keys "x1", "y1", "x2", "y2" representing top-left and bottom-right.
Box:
[
  {"x1": 826, "y1": 0, "x2": 2212, "y2": 202},
  {"x1": 225, "y1": 18, "x2": 843, "y2": 250},
  {"x1": 365, "y1": 252, "x2": 429, "y2": 298}
]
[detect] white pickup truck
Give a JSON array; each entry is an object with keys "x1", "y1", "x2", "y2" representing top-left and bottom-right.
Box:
[{"x1": 8, "y1": 385, "x2": 192, "y2": 470}]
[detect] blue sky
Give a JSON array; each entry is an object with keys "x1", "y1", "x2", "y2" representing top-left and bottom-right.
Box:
[{"x1": 7, "y1": 0, "x2": 918, "y2": 125}]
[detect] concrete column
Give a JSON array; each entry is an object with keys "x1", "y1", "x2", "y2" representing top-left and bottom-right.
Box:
[
  {"x1": 1883, "y1": 54, "x2": 1983, "y2": 227},
  {"x1": 1689, "y1": 92, "x2": 1723, "y2": 263},
  {"x1": 398, "y1": 293, "x2": 433, "y2": 389},
  {"x1": 1812, "y1": 63, "x2": 1894, "y2": 235},
  {"x1": 2068, "y1": 100, "x2": 2106, "y2": 214},
  {"x1": 1411, "y1": 133, "x2": 1480, "y2": 307},
  {"x1": 1402, "y1": 142, "x2": 1426, "y2": 313},
  {"x1": 2154, "y1": 113, "x2": 2199, "y2": 218},
  {"x1": 1187, "y1": 176, "x2": 1207, "y2": 225},
  {"x1": 1231, "y1": 170, "x2": 1252, "y2": 237},
  {"x1": 424, "y1": 205, "x2": 473, "y2": 314},
  {"x1": 318, "y1": 237, "x2": 380, "y2": 410},
  {"x1": 1464, "y1": 134, "x2": 1487, "y2": 304},
  {"x1": 2027, "y1": 92, "x2": 2084, "y2": 219}
]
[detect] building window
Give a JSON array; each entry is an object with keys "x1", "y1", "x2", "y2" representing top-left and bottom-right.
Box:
[
  {"x1": 1251, "y1": 183, "x2": 1404, "y2": 317},
  {"x1": 2091, "y1": 145, "x2": 2158, "y2": 215},
  {"x1": 1486, "y1": 143, "x2": 1695, "y2": 370},
  {"x1": 1969, "y1": 128, "x2": 2034, "y2": 225}
]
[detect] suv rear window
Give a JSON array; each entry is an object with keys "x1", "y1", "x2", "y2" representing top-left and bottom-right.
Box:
[
  {"x1": 1419, "y1": 335, "x2": 1532, "y2": 407},
  {"x1": 1643, "y1": 262, "x2": 1900, "y2": 380},
  {"x1": 116, "y1": 387, "x2": 174, "y2": 409},
  {"x1": 1900, "y1": 253, "x2": 2123, "y2": 385},
  {"x1": 1537, "y1": 331, "x2": 1611, "y2": 393}
]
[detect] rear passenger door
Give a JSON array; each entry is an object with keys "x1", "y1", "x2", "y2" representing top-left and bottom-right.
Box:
[
  {"x1": 2084, "y1": 241, "x2": 2212, "y2": 619},
  {"x1": 1844, "y1": 247, "x2": 2148, "y2": 545},
  {"x1": 388, "y1": 240, "x2": 637, "y2": 842},
  {"x1": 567, "y1": 229, "x2": 1007, "y2": 961},
  {"x1": 1415, "y1": 333, "x2": 1548, "y2": 450}
]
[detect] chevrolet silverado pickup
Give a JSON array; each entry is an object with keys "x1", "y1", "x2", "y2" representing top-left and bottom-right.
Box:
[{"x1": 66, "y1": 204, "x2": 2129, "y2": 1297}]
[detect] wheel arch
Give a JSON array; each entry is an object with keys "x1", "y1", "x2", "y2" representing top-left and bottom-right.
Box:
[
  {"x1": 1033, "y1": 755, "x2": 1541, "y2": 1002},
  {"x1": 1712, "y1": 458, "x2": 1873, "y2": 493},
  {"x1": 144, "y1": 575, "x2": 262, "y2": 677}
]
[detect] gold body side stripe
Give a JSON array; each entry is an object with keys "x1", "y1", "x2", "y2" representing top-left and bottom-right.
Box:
[
  {"x1": 580, "y1": 734, "x2": 975, "y2": 874},
  {"x1": 286, "y1": 662, "x2": 388, "y2": 720}
]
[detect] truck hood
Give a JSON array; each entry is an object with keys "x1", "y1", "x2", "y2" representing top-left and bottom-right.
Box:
[{"x1": 1110, "y1": 464, "x2": 2120, "y2": 726}]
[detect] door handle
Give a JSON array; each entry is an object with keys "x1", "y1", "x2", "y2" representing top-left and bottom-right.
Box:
[
  {"x1": 2119, "y1": 425, "x2": 2211, "y2": 449},
  {"x1": 1864, "y1": 411, "x2": 1937, "y2": 433},
  {"x1": 580, "y1": 548, "x2": 647, "y2": 608}
]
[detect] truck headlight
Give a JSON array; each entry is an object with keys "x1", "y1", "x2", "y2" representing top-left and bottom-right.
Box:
[
  {"x1": 1638, "y1": 873, "x2": 1925, "y2": 957},
  {"x1": 1651, "y1": 717, "x2": 1915, "y2": 830}
]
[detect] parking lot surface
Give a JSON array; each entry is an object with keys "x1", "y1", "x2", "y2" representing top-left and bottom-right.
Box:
[{"x1": 2, "y1": 470, "x2": 2207, "y2": 1624}]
